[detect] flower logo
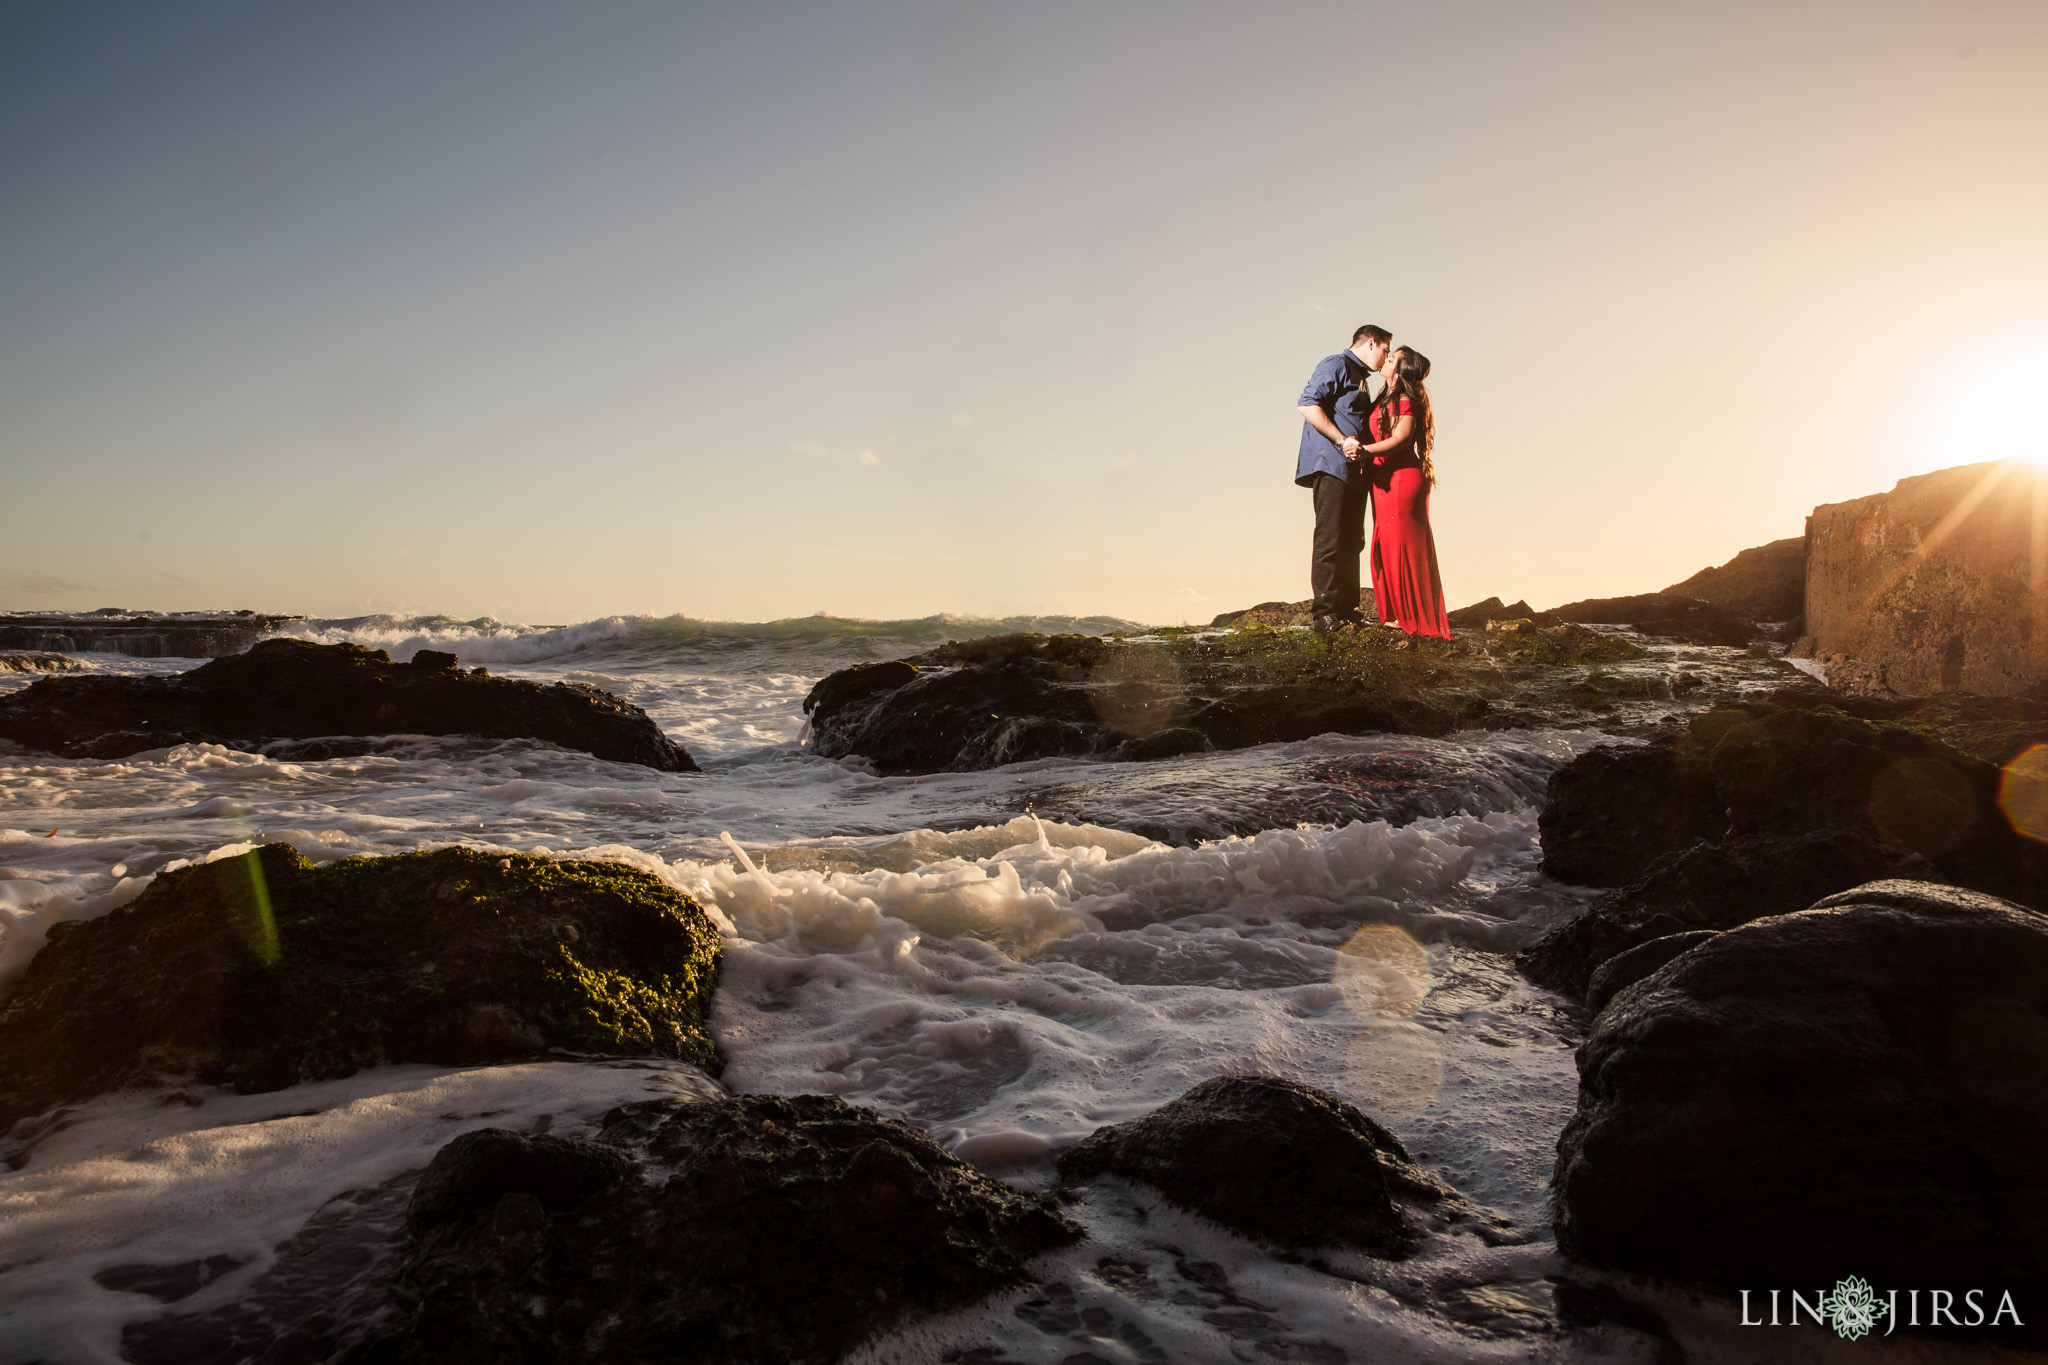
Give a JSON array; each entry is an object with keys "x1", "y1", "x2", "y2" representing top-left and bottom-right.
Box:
[{"x1": 1820, "y1": 1275, "x2": 1883, "y2": 1341}]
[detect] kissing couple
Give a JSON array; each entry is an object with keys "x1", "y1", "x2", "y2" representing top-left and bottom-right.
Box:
[{"x1": 1293, "y1": 324, "x2": 1449, "y2": 638}]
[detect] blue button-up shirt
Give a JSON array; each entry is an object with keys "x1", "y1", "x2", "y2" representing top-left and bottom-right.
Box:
[{"x1": 1295, "y1": 349, "x2": 1379, "y2": 486}]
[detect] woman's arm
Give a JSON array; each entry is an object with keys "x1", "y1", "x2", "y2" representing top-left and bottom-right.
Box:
[{"x1": 1361, "y1": 411, "x2": 1413, "y2": 455}]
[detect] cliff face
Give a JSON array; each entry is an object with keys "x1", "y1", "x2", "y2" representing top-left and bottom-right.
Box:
[{"x1": 1801, "y1": 460, "x2": 2048, "y2": 697}]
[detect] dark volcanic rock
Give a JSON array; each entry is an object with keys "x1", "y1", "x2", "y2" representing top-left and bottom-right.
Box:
[
  {"x1": 1056, "y1": 1074, "x2": 1514, "y2": 1256},
  {"x1": 804, "y1": 632, "x2": 1473, "y2": 776},
  {"x1": 1553, "y1": 881, "x2": 2048, "y2": 1295},
  {"x1": 1536, "y1": 593, "x2": 1756, "y2": 647},
  {"x1": 0, "y1": 637, "x2": 696, "y2": 771},
  {"x1": 1535, "y1": 739, "x2": 1724, "y2": 888},
  {"x1": 389, "y1": 1094, "x2": 1080, "y2": 1364},
  {"x1": 1581, "y1": 931, "x2": 1717, "y2": 1017},
  {"x1": 0, "y1": 845, "x2": 721, "y2": 1128},
  {"x1": 1522, "y1": 827, "x2": 1939, "y2": 997},
  {"x1": 1526, "y1": 697, "x2": 2048, "y2": 994}
]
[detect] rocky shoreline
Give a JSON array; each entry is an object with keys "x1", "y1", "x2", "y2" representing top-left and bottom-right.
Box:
[
  {"x1": 802, "y1": 618, "x2": 1807, "y2": 778},
  {"x1": 0, "y1": 637, "x2": 697, "y2": 771},
  {"x1": 10, "y1": 504, "x2": 2048, "y2": 1354}
]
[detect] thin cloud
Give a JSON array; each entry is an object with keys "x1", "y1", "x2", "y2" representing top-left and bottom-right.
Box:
[{"x1": 9, "y1": 572, "x2": 95, "y2": 594}]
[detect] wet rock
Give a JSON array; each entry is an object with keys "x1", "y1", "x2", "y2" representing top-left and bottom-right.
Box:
[
  {"x1": 0, "y1": 637, "x2": 696, "y2": 770},
  {"x1": 1661, "y1": 535, "x2": 1805, "y2": 624},
  {"x1": 1526, "y1": 697, "x2": 2048, "y2": 994},
  {"x1": 1540, "y1": 698, "x2": 2048, "y2": 898},
  {"x1": 0, "y1": 845, "x2": 722, "y2": 1127},
  {"x1": 1535, "y1": 592, "x2": 1757, "y2": 647},
  {"x1": 407, "y1": 1128, "x2": 638, "y2": 1229},
  {"x1": 1553, "y1": 881, "x2": 2048, "y2": 1294},
  {"x1": 1581, "y1": 931, "x2": 1717, "y2": 1016},
  {"x1": 1535, "y1": 739, "x2": 1724, "y2": 888},
  {"x1": 387, "y1": 1094, "x2": 1080, "y2": 1364},
  {"x1": 1056, "y1": 1074, "x2": 1514, "y2": 1256},
  {"x1": 802, "y1": 629, "x2": 1634, "y2": 776},
  {"x1": 0, "y1": 650, "x2": 79, "y2": 673},
  {"x1": 1522, "y1": 827, "x2": 1940, "y2": 997}
]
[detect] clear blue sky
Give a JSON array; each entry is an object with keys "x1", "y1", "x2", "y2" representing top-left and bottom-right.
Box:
[{"x1": 4, "y1": 1, "x2": 2046, "y2": 623}]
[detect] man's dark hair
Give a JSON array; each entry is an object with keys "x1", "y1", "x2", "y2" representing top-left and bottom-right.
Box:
[{"x1": 1352, "y1": 324, "x2": 1393, "y2": 347}]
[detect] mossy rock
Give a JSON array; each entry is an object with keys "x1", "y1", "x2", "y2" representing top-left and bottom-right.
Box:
[
  {"x1": 803, "y1": 625, "x2": 1656, "y2": 776},
  {"x1": 0, "y1": 845, "x2": 722, "y2": 1128}
]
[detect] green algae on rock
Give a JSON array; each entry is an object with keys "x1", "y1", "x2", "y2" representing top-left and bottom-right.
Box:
[
  {"x1": 801, "y1": 622, "x2": 1705, "y2": 776},
  {"x1": 0, "y1": 845, "x2": 722, "y2": 1129}
]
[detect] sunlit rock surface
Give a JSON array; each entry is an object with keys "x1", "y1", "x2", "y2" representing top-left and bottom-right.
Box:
[{"x1": 1801, "y1": 460, "x2": 2048, "y2": 697}]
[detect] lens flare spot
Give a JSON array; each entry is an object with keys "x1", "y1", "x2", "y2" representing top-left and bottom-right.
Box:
[
  {"x1": 2000, "y1": 744, "x2": 2048, "y2": 843},
  {"x1": 1342, "y1": 1022, "x2": 1444, "y2": 1119},
  {"x1": 1867, "y1": 757, "x2": 1976, "y2": 857},
  {"x1": 1087, "y1": 646, "x2": 1182, "y2": 737},
  {"x1": 1333, "y1": 923, "x2": 1431, "y2": 1019}
]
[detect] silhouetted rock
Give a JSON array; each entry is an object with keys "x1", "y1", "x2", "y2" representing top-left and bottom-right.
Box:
[
  {"x1": 1056, "y1": 1074, "x2": 1515, "y2": 1256},
  {"x1": 1447, "y1": 597, "x2": 1536, "y2": 628},
  {"x1": 0, "y1": 637, "x2": 696, "y2": 770},
  {"x1": 1521, "y1": 827, "x2": 1939, "y2": 997},
  {"x1": 389, "y1": 1094, "x2": 1080, "y2": 1364},
  {"x1": 1662, "y1": 536, "x2": 1805, "y2": 623},
  {"x1": 0, "y1": 845, "x2": 722, "y2": 1128},
  {"x1": 0, "y1": 612, "x2": 301, "y2": 659},
  {"x1": 1535, "y1": 593, "x2": 1756, "y2": 647},
  {"x1": 1554, "y1": 881, "x2": 2048, "y2": 1303}
]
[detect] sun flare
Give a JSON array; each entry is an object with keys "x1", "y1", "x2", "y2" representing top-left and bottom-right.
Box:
[{"x1": 1951, "y1": 352, "x2": 2048, "y2": 469}]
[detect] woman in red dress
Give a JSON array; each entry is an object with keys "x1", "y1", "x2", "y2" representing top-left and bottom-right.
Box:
[{"x1": 1357, "y1": 347, "x2": 1451, "y2": 638}]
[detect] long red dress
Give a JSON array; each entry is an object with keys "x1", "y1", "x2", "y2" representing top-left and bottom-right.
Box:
[{"x1": 1365, "y1": 397, "x2": 1451, "y2": 639}]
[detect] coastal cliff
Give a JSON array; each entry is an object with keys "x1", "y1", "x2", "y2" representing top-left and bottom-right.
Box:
[{"x1": 1799, "y1": 460, "x2": 2048, "y2": 697}]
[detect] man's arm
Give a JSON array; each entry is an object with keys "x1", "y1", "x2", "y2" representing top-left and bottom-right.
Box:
[{"x1": 1298, "y1": 403, "x2": 1361, "y2": 458}]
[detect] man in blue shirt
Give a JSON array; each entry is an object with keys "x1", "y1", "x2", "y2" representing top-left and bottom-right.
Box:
[{"x1": 1295, "y1": 324, "x2": 1393, "y2": 631}]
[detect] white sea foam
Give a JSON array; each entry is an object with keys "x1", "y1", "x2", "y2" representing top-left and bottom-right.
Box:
[
  {"x1": 0, "y1": 1060, "x2": 724, "y2": 1365},
  {"x1": 0, "y1": 619, "x2": 1828, "y2": 1361}
]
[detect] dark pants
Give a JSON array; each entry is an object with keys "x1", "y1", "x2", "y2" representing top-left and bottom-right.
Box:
[{"x1": 1309, "y1": 471, "x2": 1370, "y2": 621}]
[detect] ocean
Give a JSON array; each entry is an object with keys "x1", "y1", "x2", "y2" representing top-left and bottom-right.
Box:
[{"x1": 0, "y1": 613, "x2": 1942, "y2": 1363}]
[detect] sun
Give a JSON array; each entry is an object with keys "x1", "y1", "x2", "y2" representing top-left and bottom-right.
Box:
[{"x1": 1951, "y1": 351, "x2": 2048, "y2": 469}]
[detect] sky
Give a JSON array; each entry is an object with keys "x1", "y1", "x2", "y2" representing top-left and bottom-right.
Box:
[{"x1": 3, "y1": 0, "x2": 2047, "y2": 626}]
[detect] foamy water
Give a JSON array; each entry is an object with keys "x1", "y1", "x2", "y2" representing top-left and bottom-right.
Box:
[{"x1": 4, "y1": 613, "x2": 1926, "y2": 1364}]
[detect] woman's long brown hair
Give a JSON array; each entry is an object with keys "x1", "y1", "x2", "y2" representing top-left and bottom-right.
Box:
[{"x1": 1375, "y1": 348, "x2": 1436, "y2": 483}]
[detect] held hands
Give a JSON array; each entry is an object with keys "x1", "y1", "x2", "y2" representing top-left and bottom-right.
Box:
[{"x1": 1339, "y1": 436, "x2": 1362, "y2": 459}]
